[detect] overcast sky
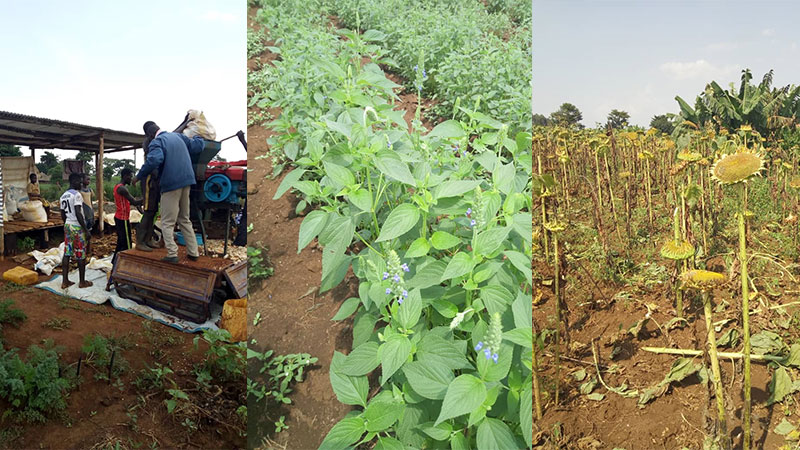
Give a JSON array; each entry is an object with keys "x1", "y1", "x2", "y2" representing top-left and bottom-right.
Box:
[
  {"x1": 534, "y1": 0, "x2": 800, "y2": 128},
  {"x1": 0, "y1": 0, "x2": 246, "y2": 166}
]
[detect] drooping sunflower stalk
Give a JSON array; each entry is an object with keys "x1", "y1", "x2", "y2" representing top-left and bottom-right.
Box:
[
  {"x1": 710, "y1": 146, "x2": 765, "y2": 450},
  {"x1": 681, "y1": 269, "x2": 731, "y2": 450},
  {"x1": 544, "y1": 219, "x2": 566, "y2": 406}
]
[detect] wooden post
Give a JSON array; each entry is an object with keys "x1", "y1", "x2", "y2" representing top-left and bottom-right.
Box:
[
  {"x1": 30, "y1": 147, "x2": 36, "y2": 170},
  {"x1": 97, "y1": 134, "x2": 105, "y2": 233}
]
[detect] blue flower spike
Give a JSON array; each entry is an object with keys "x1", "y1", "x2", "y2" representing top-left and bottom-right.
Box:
[
  {"x1": 492, "y1": 353, "x2": 499, "y2": 364},
  {"x1": 484, "y1": 348, "x2": 492, "y2": 359},
  {"x1": 383, "y1": 272, "x2": 389, "y2": 280},
  {"x1": 385, "y1": 288, "x2": 392, "y2": 295},
  {"x1": 474, "y1": 341, "x2": 483, "y2": 351}
]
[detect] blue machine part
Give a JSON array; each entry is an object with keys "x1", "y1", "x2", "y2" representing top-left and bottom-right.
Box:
[{"x1": 204, "y1": 173, "x2": 241, "y2": 204}]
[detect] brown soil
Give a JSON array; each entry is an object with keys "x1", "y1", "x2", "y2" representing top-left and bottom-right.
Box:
[
  {"x1": 534, "y1": 200, "x2": 798, "y2": 449},
  {"x1": 0, "y1": 254, "x2": 244, "y2": 449}
]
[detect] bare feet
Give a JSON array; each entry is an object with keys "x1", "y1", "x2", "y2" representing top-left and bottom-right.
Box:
[
  {"x1": 79, "y1": 280, "x2": 93, "y2": 288},
  {"x1": 61, "y1": 280, "x2": 75, "y2": 289}
]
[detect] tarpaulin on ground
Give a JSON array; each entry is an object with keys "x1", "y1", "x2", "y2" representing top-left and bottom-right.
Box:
[{"x1": 35, "y1": 258, "x2": 220, "y2": 333}]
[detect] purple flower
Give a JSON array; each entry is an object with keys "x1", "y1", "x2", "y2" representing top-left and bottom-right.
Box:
[
  {"x1": 492, "y1": 353, "x2": 499, "y2": 364},
  {"x1": 385, "y1": 288, "x2": 392, "y2": 295},
  {"x1": 383, "y1": 272, "x2": 389, "y2": 280},
  {"x1": 401, "y1": 263, "x2": 409, "y2": 272},
  {"x1": 474, "y1": 341, "x2": 483, "y2": 351},
  {"x1": 402, "y1": 290, "x2": 408, "y2": 298},
  {"x1": 387, "y1": 142, "x2": 392, "y2": 149},
  {"x1": 466, "y1": 208, "x2": 472, "y2": 217},
  {"x1": 413, "y1": 65, "x2": 418, "y2": 72},
  {"x1": 422, "y1": 69, "x2": 427, "y2": 79},
  {"x1": 393, "y1": 274, "x2": 401, "y2": 283},
  {"x1": 397, "y1": 298, "x2": 404, "y2": 305},
  {"x1": 470, "y1": 219, "x2": 476, "y2": 227},
  {"x1": 461, "y1": 151, "x2": 466, "y2": 157},
  {"x1": 484, "y1": 348, "x2": 492, "y2": 359}
]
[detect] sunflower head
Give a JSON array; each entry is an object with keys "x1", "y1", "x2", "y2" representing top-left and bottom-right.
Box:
[
  {"x1": 677, "y1": 149, "x2": 702, "y2": 162},
  {"x1": 660, "y1": 239, "x2": 695, "y2": 261},
  {"x1": 544, "y1": 220, "x2": 566, "y2": 233},
  {"x1": 680, "y1": 269, "x2": 726, "y2": 291},
  {"x1": 710, "y1": 149, "x2": 765, "y2": 185},
  {"x1": 789, "y1": 177, "x2": 800, "y2": 189}
]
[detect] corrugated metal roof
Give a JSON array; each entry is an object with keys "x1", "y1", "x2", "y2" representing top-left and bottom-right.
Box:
[{"x1": 0, "y1": 110, "x2": 145, "y2": 153}]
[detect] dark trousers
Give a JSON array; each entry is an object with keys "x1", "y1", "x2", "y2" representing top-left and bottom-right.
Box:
[
  {"x1": 114, "y1": 218, "x2": 132, "y2": 263},
  {"x1": 137, "y1": 210, "x2": 157, "y2": 245}
]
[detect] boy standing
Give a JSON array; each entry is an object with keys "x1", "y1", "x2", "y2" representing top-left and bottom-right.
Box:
[
  {"x1": 112, "y1": 168, "x2": 143, "y2": 261},
  {"x1": 60, "y1": 173, "x2": 92, "y2": 288}
]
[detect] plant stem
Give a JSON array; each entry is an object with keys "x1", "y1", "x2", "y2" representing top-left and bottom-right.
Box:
[
  {"x1": 640, "y1": 347, "x2": 783, "y2": 362},
  {"x1": 739, "y1": 183, "x2": 752, "y2": 450},
  {"x1": 553, "y1": 231, "x2": 561, "y2": 406},
  {"x1": 532, "y1": 331, "x2": 543, "y2": 420},
  {"x1": 703, "y1": 291, "x2": 731, "y2": 450}
]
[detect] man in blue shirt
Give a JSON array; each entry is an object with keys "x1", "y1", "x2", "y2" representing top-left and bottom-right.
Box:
[{"x1": 133, "y1": 120, "x2": 204, "y2": 263}]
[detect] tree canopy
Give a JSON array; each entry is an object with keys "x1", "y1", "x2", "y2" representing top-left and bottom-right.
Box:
[
  {"x1": 0, "y1": 144, "x2": 22, "y2": 157},
  {"x1": 549, "y1": 103, "x2": 583, "y2": 128},
  {"x1": 649, "y1": 114, "x2": 675, "y2": 135},
  {"x1": 606, "y1": 109, "x2": 630, "y2": 129}
]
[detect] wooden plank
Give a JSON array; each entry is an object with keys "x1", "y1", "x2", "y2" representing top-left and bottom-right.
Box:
[{"x1": 97, "y1": 133, "x2": 104, "y2": 233}]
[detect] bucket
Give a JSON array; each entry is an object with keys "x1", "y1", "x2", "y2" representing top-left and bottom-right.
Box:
[{"x1": 175, "y1": 231, "x2": 203, "y2": 246}]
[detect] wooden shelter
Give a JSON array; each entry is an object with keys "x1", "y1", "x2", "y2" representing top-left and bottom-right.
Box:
[{"x1": 0, "y1": 111, "x2": 145, "y2": 252}]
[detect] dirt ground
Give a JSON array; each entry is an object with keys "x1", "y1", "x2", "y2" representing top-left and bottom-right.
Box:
[
  {"x1": 533, "y1": 198, "x2": 800, "y2": 449},
  {"x1": 0, "y1": 255, "x2": 245, "y2": 449}
]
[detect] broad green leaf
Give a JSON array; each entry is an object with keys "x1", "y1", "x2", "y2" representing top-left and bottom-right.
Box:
[
  {"x1": 341, "y1": 342, "x2": 380, "y2": 376},
  {"x1": 431, "y1": 299, "x2": 458, "y2": 318},
  {"x1": 353, "y1": 311, "x2": 378, "y2": 348},
  {"x1": 348, "y1": 188, "x2": 373, "y2": 211},
  {"x1": 329, "y1": 352, "x2": 368, "y2": 407},
  {"x1": 374, "y1": 436, "x2": 406, "y2": 450},
  {"x1": 476, "y1": 418, "x2": 519, "y2": 450},
  {"x1": 421, "y1": 422, "x2": 452, "y2": 441},
  {"x1": 435, "y1": 374, "x2": 486, "y2": 425},
  {"x1": 319, "y1": 416, "x2": 367, "y2": 450},
  {"x1": 321, "y1": 247, "x2": 351, "y2": 293},
  {"x1": 380, "y1": 334, "x2": 411, "y2": 384},
  {"x1": 504, "y1": 250, "x2": 532, "y2": 285},
  {"x1": 768, "y1": 366, "x2": 798, "y2": 405},
  {"x1": 428, "y1": 120, "x2": 465, "y2": 139},
  {"x1": 512, "y1": 213, "x2": 533, "y2": 243},
  {"x1": 396, "y1": 404, "x2": 428, "y2": 448},
  {"x1": 319, "y1": 214, "x2": 354, "y2": 251},
  {"x1": 396, "y1": 288, "x2": 422, "y2": 329},
  {"x1": 440, "y1": 253, "x2": 476, "y2": 282},
  {"x1": 323, "y1": 160, "x2": 356, "y2": 188},
  {"x1": 332, "y1": 297, "x2": 360, "y2": 321},
  {"x1": 364, "y1": 400, "x2": 404, "y2": 432},
  {"x1": 476, "y1": 342, "x2": 513, "y2": 382},
  {"x1": 473, "y1": 227, "x2": 510, "y2": 257},
  {"x1": 434, "y1": 180, "x2": 482, "y2": 199},
  {"x1": 403, "y1": 360, "x2": 454, "y2": 400},
  {"x1": 404, "y1": 237, "x2": 430, "y2": 259},
  {"x1": 504, "y1": 328, "x2": 533, "y2": 349},
  {"x1": 512, "y1": 290, "x2": 532, "y2": 329},
  {"x1": 450, "y1": 432, "x2": 469, "y2": 450},
  {"x1": 417, "y1": 334, "x2": 472, "y2": 370},
  {"x1": 520, "y1": 380, "x2": 533, "y2": 447},
  {"x1": 376, "y1": 151, "x2": 416, "y2": 186},
  {"x1": 492, "y1": 162, "x2": 516, "y2": 195},
  {"x1": 481, "y1": 285, "x2": 513, "y2": 316},
  {"x1": 273, "y1": 168, "x2": 306, "y2": 200},
  {"x1": 431, "y1": 231, "x2": 461, "y2": 250},
  {"x1": 298, "y1": 210, "x2": 329, "y2": 253},
  {"x1": 408, "y1": 260, "x2": 446, "y2": 289},
  {"x1": 376, "y1": 204, "x2": 420, "y2": 242}
]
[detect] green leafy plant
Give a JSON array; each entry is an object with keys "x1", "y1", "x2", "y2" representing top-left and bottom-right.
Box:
[
  {"x1": 80, "y1": 333, "x2": 131, "y2": 380},
  {"x1": 17, "y1": 237, "x2": 35, "y2": 253},
  {"x1": 0, "y1": 343, "x2": 71, "y2": 423},
  {"x1": 193, "y1": 329, "x2": 246, "y2": 383},
  {"x1": 247, "y1": 246, "x2": 274, "y2": 283}
]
